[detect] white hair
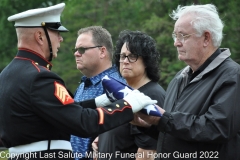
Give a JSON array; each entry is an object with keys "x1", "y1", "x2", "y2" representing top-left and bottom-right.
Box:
[{"x1": 170, "y1": 4, "x2": 224, "y2": 47}]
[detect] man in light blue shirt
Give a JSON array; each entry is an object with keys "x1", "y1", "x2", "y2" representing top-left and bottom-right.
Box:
[{"x1": 71, "y1": 26, "x2": 126, "y2": 160}]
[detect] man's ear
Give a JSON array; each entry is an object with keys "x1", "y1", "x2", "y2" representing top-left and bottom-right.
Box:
[
  {"x1": 35, "y1": 30, "x2": 44, "y2": 45},
  {"x1": 99, "y1": 46, "x2": 107, "y2": 58},
  {"x1": 203, "y1": 31, "x2": 211, "y2": 47}
]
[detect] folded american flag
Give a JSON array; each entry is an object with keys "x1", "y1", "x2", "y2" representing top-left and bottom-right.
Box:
[{"x1": 102, "y1": 75, "x2": 161, "y2": 117}]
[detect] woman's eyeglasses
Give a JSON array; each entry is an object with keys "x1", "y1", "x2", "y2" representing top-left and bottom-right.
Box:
[{"x1": 119, "y1": 54, "x2": 138, "y2": 63}]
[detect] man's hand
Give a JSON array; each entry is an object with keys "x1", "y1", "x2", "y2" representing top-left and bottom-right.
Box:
[
  {"x1": 92, "y1": 137, "x2": 98, "y2": 160},
  {"x1": 124, "y1": 90, "x2": 157, "y2": 113},
  {"x1": 92, "y1": 136, "x2": 98, "y2": 152},
  {"x1": 131, "y1": 105, "x2": 165, "y2": 126},
  {"x1": 131, "y1": 114, "x2": 152, "y2": 127}
]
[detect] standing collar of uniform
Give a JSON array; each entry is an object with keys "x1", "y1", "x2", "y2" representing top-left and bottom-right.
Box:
[
  {"x1": 15, "y1": 48, "x2": 53, "y2": 70},
  {"x1": 81, "y1": 66, "x2": 118, "y2": 85}
]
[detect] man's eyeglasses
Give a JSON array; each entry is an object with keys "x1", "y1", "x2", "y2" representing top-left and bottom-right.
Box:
[
  {"x1": 119, "y1": 54, "x2": 139, "y2": 63},
  {"x1": 172, "y1": 33, "x2": 196, "y2": 43},
  {"x1": 72, "y1": 46, "x2": 102, "y2": 54}
]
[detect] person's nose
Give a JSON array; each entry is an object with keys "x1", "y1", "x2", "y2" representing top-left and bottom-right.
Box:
[
  {"x1": 59, "y1": 35, "x2": 63, "y2": 42},
  {"x1": 174, "y1": 40, "x2": 182, "y2": 47},
  {"x1": 123, "y1": 56, "x2": 129, "y2": 63},
  {"x1": 74, "y1": 51, "x2": 82, "y2": 57}
]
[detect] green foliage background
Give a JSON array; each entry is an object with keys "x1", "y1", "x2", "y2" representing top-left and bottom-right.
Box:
[{"x1": 0, "y1": 0, "x2": 240, "y2": 93}]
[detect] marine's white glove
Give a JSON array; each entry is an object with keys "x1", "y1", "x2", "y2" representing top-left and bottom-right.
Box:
[
  {"x1": 95, "y1": 94, "x2": 111, "y2": 107},
  {"x1": 123, "y1": 90, "x2": 157, "y2": 113}
]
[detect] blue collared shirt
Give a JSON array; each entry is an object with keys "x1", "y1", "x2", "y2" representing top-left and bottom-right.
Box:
[{"x1": 70, "y1": 66, "x2": 126, "y2": 160}]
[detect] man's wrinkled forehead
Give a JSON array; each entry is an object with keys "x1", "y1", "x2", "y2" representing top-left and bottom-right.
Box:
[{"x1": 174, "y1": 15, "x2": 194, "y2": 33}]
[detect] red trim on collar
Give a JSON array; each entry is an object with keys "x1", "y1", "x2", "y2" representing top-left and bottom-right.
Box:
[
  {"x1": 15, "y1": 57, "x2": 50, "y2": 72},
  {"x1": 18, "y1": 48, "x2": 53, "y2": 67},
  {"x1": 14, "y1": 57, "x2": 40, "y2": 72}
]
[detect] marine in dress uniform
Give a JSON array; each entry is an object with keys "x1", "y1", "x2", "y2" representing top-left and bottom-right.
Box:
[{"x1": 0, "y1": 3, "x2": 156, "y2": 160}]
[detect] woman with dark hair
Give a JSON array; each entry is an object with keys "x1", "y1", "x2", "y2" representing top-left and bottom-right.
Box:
[
  {"x1": 92, "y1": 30, "x2": 166, "y2": 160},
  {"x1": 114, "y1": 30, "x2": 161, "y2": 83}
]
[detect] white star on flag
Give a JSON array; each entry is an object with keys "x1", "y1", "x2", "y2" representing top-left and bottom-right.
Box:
[
  {"x1": 144, "y1": 104, "x2": 158, "y2": 114},
  {"x1": 105, "y1": 89, "x2": 117, "y2": 101},
  {"x1": 119, "y1": 86, "x2": 132, "y2": 97}
]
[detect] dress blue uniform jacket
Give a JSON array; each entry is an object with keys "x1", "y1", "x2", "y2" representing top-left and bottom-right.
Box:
[{"x1": 0, "y1": 48, "x2": 134, "y2": 148}]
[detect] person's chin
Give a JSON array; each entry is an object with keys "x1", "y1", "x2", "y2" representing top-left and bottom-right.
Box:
[
  {"x1": 178, "y1": 55, "x2": 185, "y2": 61},
  {"x1": 77, "y1": 65, "x2": 83, "y2": 70},
  {"x1": 122, "y1": 72, "x2": 131, "y2": 78},
  {"x1": 122, "y1": 70, "x2": 131, "y2": 75},
  {"x1": 51, "y1": 51, "x2": 57, "y2": 57}
]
